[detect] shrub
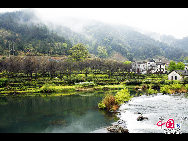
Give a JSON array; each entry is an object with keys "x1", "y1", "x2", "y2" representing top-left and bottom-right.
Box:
[
  {"x1": 101, "y1": 94, "x2": 117, "y2": 111},
  {"x1": 98, "y1": 101, "x2": 106, "y2": 109},
  {"x1": 0, "y1": 78, "x2": 8, "y2": 87},
  {"x1": 114, "y1": 88, "x2": 131, "y2": 105},
  {"x1": 185, "y1": 84, "x2": 188, "y2": 92},
  {"x1": 170, "y1": 83, "x2": 183, "y2": 93},
  {"x1": 146, "y1": 88, "x2": 158, "y2": 94},
  {"x1": 39, "y1": 84, "x2": 76, "y2": 93},
  {"x1": 160, "y1": 85, "x2": 171, "y2": 94},
  {"x1": 98, "y1": 88, "x2": 131, "y2": 112},
  {"x1": 40, "y1": 84, "x2": 56, "y2": 93}
]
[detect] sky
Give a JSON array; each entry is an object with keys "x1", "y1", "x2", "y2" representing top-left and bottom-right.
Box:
[{"x1": 0, "y1": 8, "x2": 188, "y2": 39}]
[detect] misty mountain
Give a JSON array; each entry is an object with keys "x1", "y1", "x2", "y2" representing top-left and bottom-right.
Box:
[
  {"x1": 0, "y1": 10, "x2": 187, "y2": 61},
  {"x1": 55, "y1": 21, "x2": 186, "y2": 61},
  {"x1": 0, "y1": 10, "x2": 72, "y2": 56},
  {"x1": 173, "y1": 37, "x2": 188, "y2": 51},
  {"x1": 144, "y1": 32, "x2": 177, "y2": 46},
  {"x1": 141, "y1": 31, "x2": 188, "y2": 60}
]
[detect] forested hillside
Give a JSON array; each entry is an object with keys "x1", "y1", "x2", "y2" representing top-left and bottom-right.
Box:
[
  {"x1": 0, "y1": 10, "x2": 187, "y2": 61},
  {"x1": 55, "y1": 21, "x2": 188, "y2": 61},
  {"x1": 0, "y1": 10, "x2": 72, "y2": 56}
]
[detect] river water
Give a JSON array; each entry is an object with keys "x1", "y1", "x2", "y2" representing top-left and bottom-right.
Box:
[
  {"x1": 118, "y1": 93, "x2": 188, "y2": 133},
  {"x1": 1, "y1": 92, "x2": 188, "y2": 133},
  {"x1": 0, "y1": 92, "x2": 117, "y2": 133}
]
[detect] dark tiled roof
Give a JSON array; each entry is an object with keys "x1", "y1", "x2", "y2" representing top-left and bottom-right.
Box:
[
  {"x1": 156, "y1": 62, "x2": 166, "y2": 65},
  {"x1": 175, "y1": 70, "x2": 188, "y2": 76}
]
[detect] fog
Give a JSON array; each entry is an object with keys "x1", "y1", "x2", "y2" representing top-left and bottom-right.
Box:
[{"x1": 1, "y1": 8, "x2": 188, "y2": 39}]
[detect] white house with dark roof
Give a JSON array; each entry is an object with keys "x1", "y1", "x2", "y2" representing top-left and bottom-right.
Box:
[
  {"x1": 132, "y1": 59, "x2": 166, "y2": 74},
  {"x1": 168, "y1": 70, "x2": 188, "y2": 80}
]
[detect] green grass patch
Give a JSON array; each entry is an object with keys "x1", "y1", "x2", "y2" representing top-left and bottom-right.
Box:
[{"x1": 39, "y1": 84, "x2": 76, "y2": 93}]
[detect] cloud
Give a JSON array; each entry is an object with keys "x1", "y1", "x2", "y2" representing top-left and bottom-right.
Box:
[{"x1": 1, "y1": 8, "x2": 188, "y2": 39}]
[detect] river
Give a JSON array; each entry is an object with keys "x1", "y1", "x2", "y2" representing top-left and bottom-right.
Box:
[
  {"x1": 1, "y1": 92, "x2": 188, "y2": 133},
  {"x1": 0, "y1": 92, "x2": 117, "y2": 133},
  {"x1": 118, "y1": 93, "x2": 188, "y2": 133}
]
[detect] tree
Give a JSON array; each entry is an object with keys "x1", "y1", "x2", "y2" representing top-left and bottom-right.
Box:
[
  {"x1": 68, "y1": 43, "x2": 89, "y2": 61},
  {"x1": 97, "y1": 46, "x2": 108, "y2": 58},
  {"x1": 168, "y1": 61, "x2": 177, "y2": 72},
  {"x1": 176, "y1": 62, "x2": 185, "y2": 70},
  {"x1": 168, "y1": 61, "x2": 185, "y2": 72}
]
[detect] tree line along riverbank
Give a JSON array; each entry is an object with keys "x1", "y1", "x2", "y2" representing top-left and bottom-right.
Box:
[{"x1": 0, "y1": 56, "x2": 188, "y2": 96}]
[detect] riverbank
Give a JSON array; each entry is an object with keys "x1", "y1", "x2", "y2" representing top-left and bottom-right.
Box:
[
  {"x1": 117, "y1": 93, "x2": 188, "y2": 133},
  {"x1": 0, "y1": 72, "x2": 188, "y2": 97},
  {"x1": 0, "y1": 83, "x2": 125, "y2": 96}
]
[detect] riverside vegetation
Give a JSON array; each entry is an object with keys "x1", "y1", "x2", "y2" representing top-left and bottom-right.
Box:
[
  {"x1": 0, "y1": 44, "x2": 187, "y2": 114},
  {"x1": 0, "y1": 55, "x2": 188, "y2": 97}
]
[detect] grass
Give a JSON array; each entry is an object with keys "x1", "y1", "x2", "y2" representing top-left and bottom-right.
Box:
[
  {"x1": 0, "y1": 82, "x2": 126, "y2": 96},
  {"x1": 39, "y1": 84, "x2": 76, "y2": 93},
  {"x1": 0, "y1": 72, "x2": 187, "y2": 96}
]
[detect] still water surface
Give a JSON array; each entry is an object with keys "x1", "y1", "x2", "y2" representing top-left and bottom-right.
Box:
[
  {"x1": 1, "y1": 92, "x2": 188, "y2": 133},
  {"x1": 0, "y1": 93, "x2": 117, "y2": 133}
]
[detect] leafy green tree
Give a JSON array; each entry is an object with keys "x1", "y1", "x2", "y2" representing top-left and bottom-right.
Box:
[
  {"x1": 97, "y1": 46, "x2": 108, "y2": 58},
  {"x1": 68, "y1": 43, "x2": 89, "y2": 61},
  {"x1": 168, "y1": 61, "x2": 177, "y2": 72},
  {"x1": 176, "y1": 62, "x2": 185, "y2": 70},
  {"x1": 168, "y1": 61, "x2": 185, "y2": 71},
  {"x1": 124, "y1": 61, "x2": 132, "y2": 65}
]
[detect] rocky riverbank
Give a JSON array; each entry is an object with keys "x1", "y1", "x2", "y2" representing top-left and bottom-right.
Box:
[{"x1": 106, "y1": 119, "x2": 129, "y2": 133}]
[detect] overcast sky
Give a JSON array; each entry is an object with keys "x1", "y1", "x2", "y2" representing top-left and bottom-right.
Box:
[{"x1": 0, "y1": 8, "x2": 188, "y2": 39}]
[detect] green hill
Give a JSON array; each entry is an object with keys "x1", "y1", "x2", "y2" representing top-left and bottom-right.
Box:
[
  {"x1": 0, "y1": 10, "x2": 72, "y2": 56},
  {"x1": 0, "y1": 10, "x2": 187, "y2": 61}
]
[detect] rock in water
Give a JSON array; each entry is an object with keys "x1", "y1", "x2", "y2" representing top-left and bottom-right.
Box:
[
  {"x1": 106, "y1": 124, "x2": 129, "y2": 133},
  {"x1": 137, "y1": 115, "x2": 148, "y2": 121}
]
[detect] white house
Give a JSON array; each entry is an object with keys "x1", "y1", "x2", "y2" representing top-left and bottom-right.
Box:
[
  {"x1": 168, "y1": 71, "x2": 182, "y2": 80},
  {"x1": 132, "y1": 59, "x2": 166, "y2": 74},
  {"x1": 168, "y1": 70, "x2": 188, "y2": 80},
  {"x1": 132, "y1": 61, "x2": 147, "y2": 74},
  {"x1": 154, "y1": 62, "x2": 166, "y2": 74}
]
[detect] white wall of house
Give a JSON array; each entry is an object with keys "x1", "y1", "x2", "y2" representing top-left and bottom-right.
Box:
[
  {"x1": 146, "y1": 62, "x2": 155, "y2": 70},
  {"x1": 168, "y1": 71, "x2": 182, "y2": 80},
  {"x1": 132, "y1": 60, "x2": 166, "y2": 74}
]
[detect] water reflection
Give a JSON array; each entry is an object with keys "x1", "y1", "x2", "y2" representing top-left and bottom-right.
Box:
[{"x1": 0, "y1": 94, "x2": 117, "y2": 133}]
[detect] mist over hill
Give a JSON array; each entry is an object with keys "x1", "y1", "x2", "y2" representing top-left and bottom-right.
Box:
[{"x1": 0, "y1": 9, "x2": 187, "y2": 61}]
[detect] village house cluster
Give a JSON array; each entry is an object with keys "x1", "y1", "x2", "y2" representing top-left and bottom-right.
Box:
[
  {"x1": 131, "y1": 59, "x2": 188, "y2": 81},
  {"x1": 131, "y1": 59, "x2": 167, "y2": 74}
]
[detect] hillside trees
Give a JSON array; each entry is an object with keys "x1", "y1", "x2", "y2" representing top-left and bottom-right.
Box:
[
  {"x1": 0, "y1": 11, "x2": 72, "y2": 56},
  {"x1": 0, "y1": 56, "x2": 131, "y2": 81},
  {"x1": 168, "y1": 61, "x2": 185, "y2": 72},
  {"x1": 97, "y1": 46, "x2": 108, "y2": 58},
  {"x1": 68, "y1": 43, "x2": 89, "y2": 61}
]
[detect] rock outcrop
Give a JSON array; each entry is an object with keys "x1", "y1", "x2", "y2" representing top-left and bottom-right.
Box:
[
  {"x1": 137, "y1": 115, "x2": 148, "y2": 121},
  {"x1": 106, "y1": 119, "x2": 129, "y2": 133}
]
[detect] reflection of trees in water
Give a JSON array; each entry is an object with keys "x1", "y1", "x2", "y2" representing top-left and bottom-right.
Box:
[
  {"x1": 0, "y1": 94, "x2": 114, "y2": 132},
  {"x1": 98, "y1": 108, "x2": 118, "y2": 121}
]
